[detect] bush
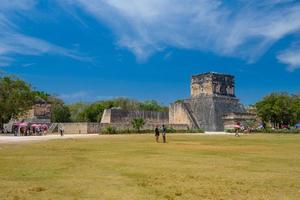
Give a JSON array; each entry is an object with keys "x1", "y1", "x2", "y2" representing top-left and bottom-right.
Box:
[
  {"x1": 167, "y1": 128, "x2": 204, "y2": 133},
  {"x1": 131, "y1": 118, "x2": 145, "y2": 133},
  {"x1": 253, "y1": 128, "x2": 300, "y2": 134},
  {"x1": 225, "y1": 128, "x2": 300, "y2": 134},
  {"x1": 188, "y1": 129, "x2": 205, "y2": 133},
  {"x1": 100, "y1": 126, "x2": 204, "y2": 135},
  {"x1": 103, "y1": 125, "x2": 117, "y2": 134}
]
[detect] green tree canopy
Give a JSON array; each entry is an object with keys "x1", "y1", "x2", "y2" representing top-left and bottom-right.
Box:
[
  {"x1": 255, "y1": 93, "x2": 300, "y2": 128},
  {"x1": 0, "y1": 74, "x2": 35, "y2": 127},
  {"x1": 68, "y1": 102, "x2": 89, "y2": 122},
  {"x1": 139, "y1": 100, "x2": 168, "y2": 112},
  {"x1": 68, "y1": 98, "x2": 168, "y2": 123},
  {"x1": 32, "y1": 91, "x2": 50, "y2": 102},
  {"x1": 51, "y1": 102, "x2": 71, "y2": 123}
]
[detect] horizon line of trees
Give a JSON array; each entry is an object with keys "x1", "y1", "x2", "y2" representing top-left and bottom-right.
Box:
[
  {"x1": 67, "y1": 98, "x2": 168, "y2": 123},
  {"x1": 1, "y1": 73, "x2": 299, "y2": 127},
  {"x1": 0, "y1": 73, "x2": 168, "y2": 126},
  {"x1": 255, "y1": 93, "x2": 300, "y2": 128}
]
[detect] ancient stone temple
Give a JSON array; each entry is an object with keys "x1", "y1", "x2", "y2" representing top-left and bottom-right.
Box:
[{"x1": 169, "y1": 72, "x2": 247, "y2": 131}]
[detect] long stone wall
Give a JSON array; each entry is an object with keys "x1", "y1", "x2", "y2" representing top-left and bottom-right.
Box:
[
  {"x1": 58, "y1": 123, "x2": 102, "y2": 134},
  {"x1": 99, "y1": 123, "x2": 188, "y2": 133},
  {"x1": 53, "y1": 121, "x2": 188, "y2": 135},
  {"x1": 101, "y1": 108, "x2": 169, "y2": 124},
  {"x1": 169, "y1": 102, "x2": 191, "y2": 126}
]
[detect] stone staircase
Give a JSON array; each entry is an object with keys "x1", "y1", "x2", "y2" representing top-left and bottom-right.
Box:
[
  {"x1": 48, "y1": 123, "x2": 58, "y2": 133},
  {"x1": 182, "y1": 102, "x2": 201, "y2": 129}
]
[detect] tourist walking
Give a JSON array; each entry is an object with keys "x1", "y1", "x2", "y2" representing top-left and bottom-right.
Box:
[
  {"x1": 162, "y1": 124, "x2": 167, "y2": 143},
  {"x1": 154, "y1": 126, "x2": 160, "y2": 142},
  {"x1": 59, "y1": 126, "x2": 64, "y2": 136},
  {"x1": 234, "y1": 128, "x2": 240, "y2": 137},
  {"x1": 235, "y1": 122, "x2": 240, "y2": 137}
]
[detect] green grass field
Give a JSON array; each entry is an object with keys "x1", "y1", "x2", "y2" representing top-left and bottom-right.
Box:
[{"x1": 0, "y1": 134, "x2": 300, "y2": 200}]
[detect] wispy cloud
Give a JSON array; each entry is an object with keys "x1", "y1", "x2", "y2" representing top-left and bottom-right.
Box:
[
  {"x1": 61, "y1": 0, "x2": 300, "y2": 66},
  {"x1": 59, "y1": 90, "x2": 115, "y2": 103},
  {"x1": 59, "y1": 91, "x2": 90, "y2": 102},
  {"x1": 277, "y1": 44, "x2": 300, "y2": 71},
  {"x1": 0, "y1": 0, "x2": 89, "y2": 67}
]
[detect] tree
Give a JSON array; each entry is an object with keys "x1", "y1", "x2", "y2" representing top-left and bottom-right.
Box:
[
  {"x1": 255, "y1": 93, "x2": 300, "y2": 128},
  {"x1": 131, "y1": 118, "x2": 145, "y2": 133},
  {"x1": 49, "y1": 96, "x2": 71, "y2": 122},
  {"x1": 32, "y1": 91, "x2": 50, "y2": 102},
  {"x1": 68, "y1": 102, "x2": 89, "y2": 122},
  {"x1": 139, "y1": 100, "x2": 168, "y2": 112},
  {"x1": 67, "y1": 98, "x2": 169, "y2": 123},
  {"x1": 0, "y1": 74, "x2": 35, "y2": 128},
  {"x1": 84, "y1": 102, "x2": 107, "y2": 122},
  {"x1": 51, "y1": 103, "x2": 71, "y2": 123}
]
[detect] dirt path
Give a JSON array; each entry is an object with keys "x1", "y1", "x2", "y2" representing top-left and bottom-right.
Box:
[
  {"x1": 0, "y1": 132, "x2": 232, "y2": 144},
  {"x1": 0, "y1": 134, "x2": 100, "y2": 144}
]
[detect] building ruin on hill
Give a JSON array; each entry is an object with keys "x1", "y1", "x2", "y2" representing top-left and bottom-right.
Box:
[{"x1": 169, "y1": 72, "x2": 254, "y2": 131}]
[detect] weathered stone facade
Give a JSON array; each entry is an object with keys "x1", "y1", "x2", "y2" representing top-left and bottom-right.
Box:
[
  {"x1": 100, "y1": 108, "x2": 191, "y2": 131},
  {"x1": 56, "y1": 123, "x2": 102, "y2": 134},
  {"x1": 170, "y1": 72, "x2": 247, "y2": 131},
  {"x1": 101, "y1": 108, "x2": 169, "y2": 125},
  {"x1": 223, "y1": 112, "x2": 257, "y2": 130},
  {"x1": 169, "y1": 102, "x2": 192, "y2": 127},
  {"x1": 17, "y1": 97, "x2": 51, "y2": 123},
  {"x1": 191, "y1": 72, "x2": 235, "y2": 98}
]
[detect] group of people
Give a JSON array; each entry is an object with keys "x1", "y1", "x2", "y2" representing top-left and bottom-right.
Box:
[
  {"x1": 15, "y1": 125, "x2": 48, "y2": 136},
  {"x1": 154, "y1": 124, "x2": 167, "y2": 143}
]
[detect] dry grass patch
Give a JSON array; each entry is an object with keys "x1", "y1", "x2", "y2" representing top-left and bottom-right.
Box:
[{"x1": 0, "y1": 134, "x2": 300, "y2": 199}]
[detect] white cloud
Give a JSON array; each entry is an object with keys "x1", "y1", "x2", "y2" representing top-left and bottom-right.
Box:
[
  {"x1": 59, "y1": 91, "x2": 89, "y2": 102},
  {"x1": 0, "y1": 0, "x2": 89, "y2": 67},
  {"x1": 61, "y1": 0, "x2": 300, "y2": 64},
  {"x1": 277, "y1": 45, "x2": 300, "y2": 71},
  {"x1": 59, "y1": 91, "x2": 115, "y2": 103}
]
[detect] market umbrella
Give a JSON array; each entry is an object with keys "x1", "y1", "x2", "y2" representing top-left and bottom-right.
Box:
[
  {"x1": 19, "y1": 122, "x2": 28, "y2": 127},
  {"x1": 233, "y1": 124, "x2": 241, "y2": 129}
]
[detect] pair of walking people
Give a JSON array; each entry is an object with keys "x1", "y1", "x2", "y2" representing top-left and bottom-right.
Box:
[{"x1": 155, "y1": 125, "x2": 167, "y2": 143}]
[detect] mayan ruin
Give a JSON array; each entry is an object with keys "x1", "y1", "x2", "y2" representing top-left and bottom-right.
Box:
[
  {"x1": 170, "y1": 72, "x2": 253, "y2": 131},
  {"x1": 99, "y1": 72, "x2": 255, "y2": 132}
]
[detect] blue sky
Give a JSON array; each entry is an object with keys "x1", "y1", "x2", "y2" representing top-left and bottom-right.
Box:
[{"x1": 1, "y1": 0, "x2": 300, "y2": 105}]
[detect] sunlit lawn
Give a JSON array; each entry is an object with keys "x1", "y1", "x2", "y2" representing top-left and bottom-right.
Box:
[{"x1": 0, "y1": 134, "x2": 300, "y2": 200}]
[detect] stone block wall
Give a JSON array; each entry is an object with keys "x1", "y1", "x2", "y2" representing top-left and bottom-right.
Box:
[
  {"x1": 187, "y1": 95, "x2": 245, "y2": 131},
  {"x1": 223, "y1": 112, "x2": 257, "y2": 130},
  {"x1": 191, "y1": 72, "x2": 235, "y2": 98},
  {"x1": 53, "y1": 122, "x2": 188, "y2": 134},
  {"x1": 59, "y1": 123, "x2": 102, "y2": 134},
  {"x1": 99, "y1": 123, "x2": 189, "y2": 133},
  {"x1": 169, "y1": 102, "x2": 191, "y2": 126},
  {"x1": 101, "y1": 109, "x2": 169, "y2": 124},
  {"x1": 87, "y1": 123, "x2": 102, "y2": 133}
]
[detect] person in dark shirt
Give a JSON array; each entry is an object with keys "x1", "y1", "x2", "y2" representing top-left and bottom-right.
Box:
[
  {"x1": 154, "y1": 126, "x2": 160, "y2": 143},
  {"x1": 162, "y1": 124, "x2": 167, "y2": 143}
]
